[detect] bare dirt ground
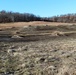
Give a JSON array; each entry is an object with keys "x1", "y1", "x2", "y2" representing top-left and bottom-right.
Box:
[{"x1": 0, "y1": 21, "x2": 76, "y2": 75}]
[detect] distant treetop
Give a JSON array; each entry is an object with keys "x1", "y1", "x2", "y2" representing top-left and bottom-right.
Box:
[{"x1": 0, "y1": 10, "x2": 76, "y2": 23}]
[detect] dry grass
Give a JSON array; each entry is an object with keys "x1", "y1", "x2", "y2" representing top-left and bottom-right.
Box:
[{"x1": 0, "y1": 21, "x2": 75, "y2": 29}]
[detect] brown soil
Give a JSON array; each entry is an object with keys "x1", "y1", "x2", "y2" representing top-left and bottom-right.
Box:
[{"x1": 0, "y1": 22, "x2": 76, "y2": 75}]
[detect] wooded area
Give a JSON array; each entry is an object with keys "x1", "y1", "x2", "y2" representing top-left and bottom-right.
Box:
[{"x1": 0, "y1": 10, "x2": 76, "y2": 23}]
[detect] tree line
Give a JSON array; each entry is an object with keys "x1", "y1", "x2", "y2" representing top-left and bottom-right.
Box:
[
  {"x1": 0, "y1": 10, "x2": 42, "y2": 23},
  {"x1": 49, "y1": 14, "x2": 76, "y2": 23},
  {"x1": 0, "y1": 10, "x2": 76, "y2": 23}
]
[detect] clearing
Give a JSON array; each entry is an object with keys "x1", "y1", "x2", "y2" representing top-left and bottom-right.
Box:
[{"x1": 0, "y1": 21, "x2": 76, "y2": 75}]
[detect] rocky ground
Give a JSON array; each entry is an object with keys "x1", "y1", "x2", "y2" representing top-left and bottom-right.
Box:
[{"x1": 0, "y1": 23, "x2": 76, "y2": 75}]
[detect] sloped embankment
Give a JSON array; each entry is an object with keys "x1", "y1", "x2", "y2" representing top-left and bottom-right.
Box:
[{"x1": 0, "y1": 24, "x2": 76, "y2": 42}]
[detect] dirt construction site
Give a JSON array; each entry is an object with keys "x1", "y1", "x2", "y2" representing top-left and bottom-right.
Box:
[{"x1": 0, "y1": 21, "x2": 76, "y2": 75}]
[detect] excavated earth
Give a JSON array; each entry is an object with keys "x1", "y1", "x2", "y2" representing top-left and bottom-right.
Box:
[{"x1": 0, "y1": 23, "x2": 76, "y2": 75}]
